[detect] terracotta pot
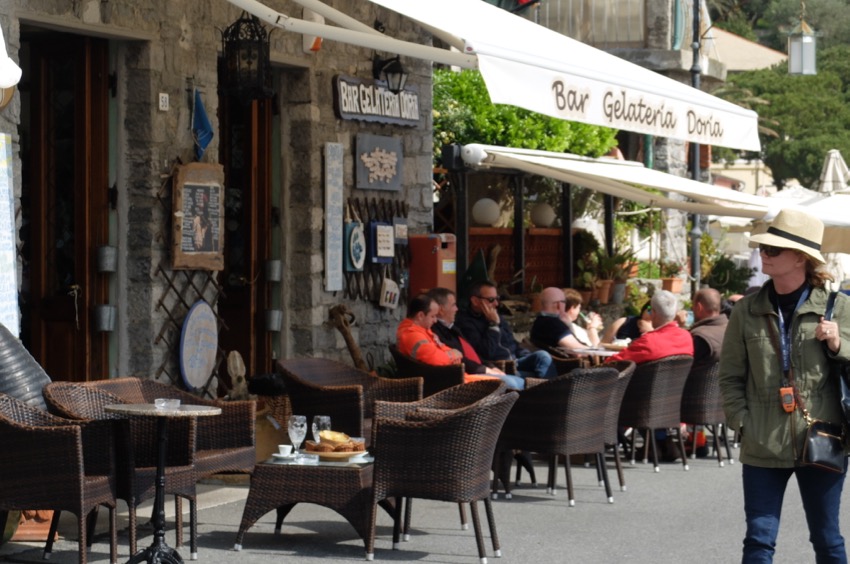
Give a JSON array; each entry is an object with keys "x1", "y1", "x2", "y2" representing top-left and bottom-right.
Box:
[
  {"x1": 528, "y1": 292, "x2": 542, "y2": 312},
  {"x1": 596, "y1": 279, "x2": 614, "y2": 305},
  {"x1": 579, "y1": 290, "x2": 592, "y2": 306},
  {"x1": 662, "y1": 277, "x2": 684, "y2": 293}
]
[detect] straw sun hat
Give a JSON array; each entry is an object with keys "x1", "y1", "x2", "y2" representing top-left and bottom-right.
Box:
[{"x1": 750, "y1": 208, "x2": 825, "y2": 264}]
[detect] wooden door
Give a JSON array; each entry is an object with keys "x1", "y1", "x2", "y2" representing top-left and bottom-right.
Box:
[
  {"x1": 21, "y1": 34, "x2": 110, "y2": 381},
  {"x1": 218, "y1": 96, "x2": 273, "y2": 382}
]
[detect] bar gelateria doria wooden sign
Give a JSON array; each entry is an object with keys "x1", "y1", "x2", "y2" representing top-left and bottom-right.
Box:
[{"x1": 172, "y1": 163, "x2": 225, "y2": 270}]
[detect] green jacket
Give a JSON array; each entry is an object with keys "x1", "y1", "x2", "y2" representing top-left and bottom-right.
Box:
[{"x1": 719, "y1": 282, "x2": 850, "y2": 468}]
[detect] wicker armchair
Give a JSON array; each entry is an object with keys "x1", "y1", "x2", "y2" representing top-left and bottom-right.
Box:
[
  {"x1": 42, "y1": 382, "x2": 199, "y2": 557},
  {"x1": 87, "y1": 377, "x2": 256, "y2": 478},
  {"x1": 680, "y1": 361, "x2": 733, "y2": 467},
  {"x1": 388, "y1": 344, "x2": 465, "y2": 398},
  {"x1": 495, "y1": 366, "x2": 620, "y2": 506},
  {"x1": 370, "y1": 379, "x2": 507, "y2": 536},
  {"x1": 523, "y1": 339, "x2": 586, "y2": 374},
  {"x1": 0, "y1": 393, "x2": 117, "y2": 564},
  {"x1": 618, "y1": 355, "x2": 694, "y2": 472},
  {"x1": 366, "y1": 391, "x2": 518, "y2": 562},
  {"x1": 277, "y1": 357, "x2": 422, "y2": 445},
  {"x1": 602, "y1": 360, "x2": 636, "y2": 491}
]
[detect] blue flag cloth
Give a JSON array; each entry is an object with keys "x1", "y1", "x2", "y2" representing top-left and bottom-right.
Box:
[{"x1": 192, "y1": 89, "x2": 214, "y2": 161}]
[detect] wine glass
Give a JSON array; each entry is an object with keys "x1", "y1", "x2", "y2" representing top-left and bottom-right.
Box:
[
  {"x1": 312, "y1": 415, "x2": 332, "y2": 443},
  {"x1": 287, "y1": 415, "x2": 307, "y2": 457}
]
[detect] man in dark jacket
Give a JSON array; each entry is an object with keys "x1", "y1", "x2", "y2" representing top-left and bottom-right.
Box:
[
  {"x1": 427, "y1": 287, "x2": 524, "y2": 389},
  {"x1": 455, "y1": 281, "x2": 555, "y2": 378},
  {"x1": 690, "y1": 287, "x2": 728, "y2": 372}
]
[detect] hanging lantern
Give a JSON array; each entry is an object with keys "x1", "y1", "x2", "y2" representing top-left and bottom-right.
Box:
[
  {"x1": 220, "y1": 12, "x2": 273, "y2": 99},
  {"x1": 787, "y1": 1, "x2": 816, "y2": 75}
]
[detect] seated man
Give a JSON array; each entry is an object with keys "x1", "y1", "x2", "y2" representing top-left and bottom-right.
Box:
[
  {"x1": 455, "y1": 281, "x2": 556, "y2": 379},
  {"x1": 530, "y1": 287, "x2": 603, "y2": 349},
  {"x1": 690, "y1": 287, "x2": 728, "y2": 373},
  {"x1": 395, "y1": 294, "x2": 511, "y2": 387},
  {"x1": 605, "y1": 290, "x2": 694, "y2": 365},
  {"x1": 427, "y1": 287, "x2": 524, "y2": 390}
]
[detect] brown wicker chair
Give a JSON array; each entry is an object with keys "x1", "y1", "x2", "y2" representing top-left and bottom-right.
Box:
[
  {"x1": 366, "y1": 390, "x2": 518, "y2": 562},
  {"x1": 602, "y1": 360, "x2": 636, "y2": 492},
  {"x1": 680, "y1": 361, "x2": 733, "y2": 467},
  {"x1": 618, "y1": 355, "x2": 694, "y2": 472},
  {"x1": 494, "y1": 366, "x2": 620, "y2": 506},
  {"x1": 277, "y1": 357, "x2": 422, "y2": 445},
  {"x1": 0, "y1": 393, "x2": 118, "y2": 564},
  {"x1": 371, "y1": 379, "x2": 507, "y2": 537},
  {"x1": 42, "y1": 382, "x2": 199, "y2": 558},
  {"x1": 524, "y1": 338, "x2": 587, "y2": 374},
  {"x1": 388, "y1": 344, "x2": 464, "y2": 398},
  {"x1": 87, "y1": 377, "x2": 256, "y2": 478}
]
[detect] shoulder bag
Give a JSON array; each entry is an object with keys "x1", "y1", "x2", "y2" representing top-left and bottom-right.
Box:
[{"x1": 766, "y1": 309, "x2": 845, "y2": 473}]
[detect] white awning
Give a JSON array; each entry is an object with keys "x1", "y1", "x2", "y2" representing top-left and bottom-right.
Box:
[
  {"x1": 460, "y1": 144, "x2": 770, "y2": 219},
  {"x1": 227, "y1": 0, "x2": 760, "y2": 152},
  {"x1": 369, "y1": 0, "x2": 761, "y2": 152}
]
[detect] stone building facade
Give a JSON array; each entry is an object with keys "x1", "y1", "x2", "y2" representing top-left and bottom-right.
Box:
[{"x1": 0, "y1": 0, "x2": 434, "y2": 387}]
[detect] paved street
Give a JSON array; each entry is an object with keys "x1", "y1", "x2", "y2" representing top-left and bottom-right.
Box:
[{"x1": 2, "y1": 450, "x2": 849, "y2": 563}]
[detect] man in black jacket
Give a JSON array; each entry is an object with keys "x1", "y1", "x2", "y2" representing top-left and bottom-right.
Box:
[
  {"x1": 454, "y1": 281, "x2": 555, "y2": 379},
  {"x1": 427, "y1": 287, "x2": 525, "y2": 389}
]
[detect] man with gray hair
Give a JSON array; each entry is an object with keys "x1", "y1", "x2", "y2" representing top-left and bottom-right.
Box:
[{"x1": 605, "y1": 289, "x2": 694, "y2": 364}]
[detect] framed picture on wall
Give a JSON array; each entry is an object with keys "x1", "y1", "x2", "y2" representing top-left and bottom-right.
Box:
[{"x1": 172, "y1": 163, "x2": 225, "y2": 270}]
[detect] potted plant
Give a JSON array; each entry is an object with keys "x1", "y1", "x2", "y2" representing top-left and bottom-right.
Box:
[
  {"x1": 574, "y1": 257, "x2": 598, "y2": 305},
  {"x1": 660, "y1": 259, "x2": 686, "y2": 293}
]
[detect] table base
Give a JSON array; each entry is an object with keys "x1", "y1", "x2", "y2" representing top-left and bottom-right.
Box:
[{"x1": 235, "y1": 462, "x2": 392, "y2": 553}]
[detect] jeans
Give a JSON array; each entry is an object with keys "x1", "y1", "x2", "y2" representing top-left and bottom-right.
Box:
[
  {"x1": 741, "y1": 462, "x2": 847, "y2": 563},
  {"x1": 516, "y1": 350, "x2": 556, "y2": 379},
  {"x1": 494, "y1": 373, "x2": 525, "y2": 390}
]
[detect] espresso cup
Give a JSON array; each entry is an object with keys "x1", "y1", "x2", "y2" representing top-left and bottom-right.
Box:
[{"x1": 278, "y1": 444, "x2": 293, "y2": 456}]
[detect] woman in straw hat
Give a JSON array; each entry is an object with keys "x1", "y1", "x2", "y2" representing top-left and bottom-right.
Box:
[{"x1": 720, "y1": 208, "x2": 850, "y2": 562}]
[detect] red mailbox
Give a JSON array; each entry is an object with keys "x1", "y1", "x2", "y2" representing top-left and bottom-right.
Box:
[{"x1": 408, "y1": 234, "x2": 457, "y2": 295}]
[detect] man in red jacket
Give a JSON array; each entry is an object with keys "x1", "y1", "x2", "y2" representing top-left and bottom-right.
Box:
[
  {"x1": 606, "y1": 289, "x2": 694, "y2": 364},
  {"x1": 396, "y1": 294, "x2": 502, "y2": 385}
]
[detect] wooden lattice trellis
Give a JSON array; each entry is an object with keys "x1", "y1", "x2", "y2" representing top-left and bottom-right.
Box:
[
  {"x1": 153, "y1": 168, "x2": 227, "y2": 399},
  {"x1": 344, "y1": 196, "x2": 410, "y2": 303}
]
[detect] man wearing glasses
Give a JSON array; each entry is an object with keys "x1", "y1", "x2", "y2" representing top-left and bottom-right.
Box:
[{"x1": 455, "y1": 281, "x2": 555, "y2": 379}]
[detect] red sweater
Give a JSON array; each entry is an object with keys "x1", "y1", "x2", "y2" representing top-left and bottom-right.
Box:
[{"x1": 605, "y1": 321, "x2": 694, "y2": 365}]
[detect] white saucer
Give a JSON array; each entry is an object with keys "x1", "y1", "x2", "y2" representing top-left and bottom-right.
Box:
[{"x1": 272, "y1": 453, "x2": 296, "y2": 460}]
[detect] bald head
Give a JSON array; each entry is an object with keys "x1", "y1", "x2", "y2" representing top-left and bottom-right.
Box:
[
  {"x1": 540, "y1": 287, "x2": 566, "y2": 313},
  {"x1": 694, "y1": 287, "x2": 721, "y2": 321}
]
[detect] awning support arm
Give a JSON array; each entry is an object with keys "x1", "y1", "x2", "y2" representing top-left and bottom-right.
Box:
[{"x1": 225, "y1": 0, "x2": 477, "y2": 68}]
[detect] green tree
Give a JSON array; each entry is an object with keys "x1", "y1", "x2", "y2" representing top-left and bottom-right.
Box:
[
  {"x1": 721, "y1": 45, "x2": 850, "y2": 187},
  {"x1": 432, "y1": 68, "x2": 618, "y2": 164},
  {"x1": 760, "y1": 0, "x2": 850, "y2": 51}
]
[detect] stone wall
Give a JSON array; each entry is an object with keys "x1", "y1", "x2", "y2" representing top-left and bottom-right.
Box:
[{"x1": 2, "y1": 0, "x2": 436, "y2": 377}]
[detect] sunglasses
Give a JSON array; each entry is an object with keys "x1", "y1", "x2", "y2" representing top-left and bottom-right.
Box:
[
  {"x1": 476, "y1": 296, "x2": 499, "y2": 303},
  {"x1": 759, "y1": 244, "x2": 786, "y2": 258}
]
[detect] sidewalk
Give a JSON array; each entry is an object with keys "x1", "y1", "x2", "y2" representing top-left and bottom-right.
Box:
[{"x1": 1, "y1": 452, "x2": 846, "y2": 563}]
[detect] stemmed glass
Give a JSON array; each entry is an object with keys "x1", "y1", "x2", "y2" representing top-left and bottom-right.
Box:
[
  {"x1": 287, "y1": 415, "x2": 307, "y2": 458},
  {"x1": 312, "y1": 415, "x2": 332, "y2": 443}
]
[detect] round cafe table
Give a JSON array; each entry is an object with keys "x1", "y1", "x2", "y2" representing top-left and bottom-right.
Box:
[{"x1": 105, "y1": 403, "x2": 221, "y2": 564}]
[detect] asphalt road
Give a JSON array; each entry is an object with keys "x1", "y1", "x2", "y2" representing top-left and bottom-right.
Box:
[{"x1": 2, "y1": 449, "x2": 849, "y2": 563}]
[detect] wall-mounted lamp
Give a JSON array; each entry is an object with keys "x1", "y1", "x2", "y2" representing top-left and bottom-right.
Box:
[
  {"x1": 372, "y1": 55, "x2": 409, "y2": 95},
  {"x1": 220, "y1": 11, "x2": 273, "y2": 99},
  {"x1": 787, "y1": 1, "x2": 816, "y2": 75}
]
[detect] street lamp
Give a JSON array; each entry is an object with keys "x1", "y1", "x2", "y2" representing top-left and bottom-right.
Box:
[
  {"x1": 689, "y1": 0, "x2": 703, "y2": 295},
  {"x1": 788, "y1": 2, "x2": 816, "y2": 75}
]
